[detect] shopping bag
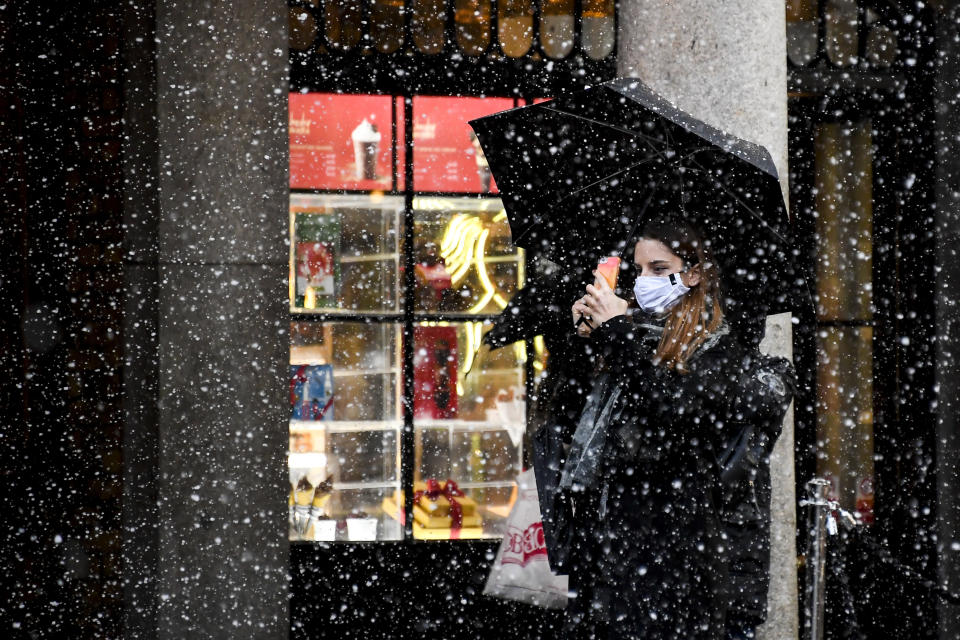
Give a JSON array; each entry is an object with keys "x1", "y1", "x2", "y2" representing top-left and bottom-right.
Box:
[{"x1": 483, "y1": 468, "x2": 569, "y2": 609}]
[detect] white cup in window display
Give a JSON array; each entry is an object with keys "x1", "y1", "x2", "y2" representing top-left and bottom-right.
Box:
[
  {"x1": 310, "y1": 517, "x2": 338, "y2": 541},
  {"x1": 351, "y1": 118, "x2": 381, "y2": 180},
  {"x1": 346, "y1": 515, "x2": 379, "y2": 541},
  {"x1": 308, "y1": 474, "x2": 336, "y2": 540}
]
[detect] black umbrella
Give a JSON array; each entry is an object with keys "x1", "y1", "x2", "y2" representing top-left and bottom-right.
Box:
[{"x1": 469, "y1": 77, "x2": 807, "y2": 316}]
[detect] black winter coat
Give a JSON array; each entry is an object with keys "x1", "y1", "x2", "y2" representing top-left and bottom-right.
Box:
[{"x1": 533, "y1": 314, "x2": 794, "y2": 640}]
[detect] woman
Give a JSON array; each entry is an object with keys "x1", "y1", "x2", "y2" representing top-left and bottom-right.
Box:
[{"x1": 555, "y1": 216, "x2": 794, "y2": 640}]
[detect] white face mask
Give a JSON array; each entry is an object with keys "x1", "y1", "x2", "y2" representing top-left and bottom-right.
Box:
[{"x1": 633, "y1": 272, "x2": 690, "y2": 314}]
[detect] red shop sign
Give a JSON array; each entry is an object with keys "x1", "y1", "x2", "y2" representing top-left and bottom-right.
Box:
[
  {"x1": 413, "y1": 96, "x2": 515, "y2": 193},
  {"x1": 289, "y1": 93, "x2": 404, "y2": 191}
]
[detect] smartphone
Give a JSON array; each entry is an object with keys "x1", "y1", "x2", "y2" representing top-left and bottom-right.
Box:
[{"x1": 596, "y1": 256, "x2": 620, "y2": 290}]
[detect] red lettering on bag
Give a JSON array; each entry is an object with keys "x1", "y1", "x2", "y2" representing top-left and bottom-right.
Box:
[{"x1": 502, "y1": 522, "x2": 548, "y2": 567}]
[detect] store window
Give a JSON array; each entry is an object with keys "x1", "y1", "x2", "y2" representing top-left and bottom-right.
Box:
[
  {"x1": 581, "y1": 0, "x2": 615, "y2": 60},
  {"x1": 813, "y1": 120, "x2": 875, "y2": 524},
  {"x1": 824, "y1": 0, "x2": 858, "y2": 67},
  {"x1": 455, "y1": 0, "x2": 493, "y2": 55},
  {"x1": 540, "y1": 0, "x2": 574, "y2": 59},
  {"x1": 324, "y1": 0, "x2": 363, "y2": 50},
  {"x1": 785, "y1": 0, "x2": 902, "y2": 70},
  {"x1": 287, "y1": 93, "x2": 529, "y2": 542},
  {"x1": 288, "y1": 0, "x2": 616, "y2": 75},
  {"x1": 499, "y1": 0, "x2": 534, "y2": 58},
  {"x1": 371, "y1": 0, "x2": 405, "y2": 53},
  {"x1": 412, "y1": 0, "x2": 447, "y2": 54},
  {"x1": 786, "y1": 0, "x2": 818, "y2": 67}
]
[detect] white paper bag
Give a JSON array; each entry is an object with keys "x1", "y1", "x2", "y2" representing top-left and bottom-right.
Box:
[{"x1": 483, "y1": 468, "x2": 569, "y2": 609}]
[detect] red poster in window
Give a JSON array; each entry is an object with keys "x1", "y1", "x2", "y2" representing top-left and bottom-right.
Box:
[
  {"x1": 289, "y1": 93, "x2": 404, "y2": 191},
  {"x1": 412, "y1": 326, "x2": 458, "y2": 419},
  {"x1": 413, "y1": 96, "x2": 515, "y2": 193}
]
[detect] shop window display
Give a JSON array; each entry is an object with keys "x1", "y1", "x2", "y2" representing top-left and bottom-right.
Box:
[{"x1": 289, "y1": 93, "x2": 530, "y2": 542}]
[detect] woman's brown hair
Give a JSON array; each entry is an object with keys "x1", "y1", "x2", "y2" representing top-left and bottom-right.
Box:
[{"x1": 639, "y1": 217, "x2": 724, "y2": 372}]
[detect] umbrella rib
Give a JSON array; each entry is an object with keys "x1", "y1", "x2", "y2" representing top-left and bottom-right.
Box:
[
  {"x1": 561, "y1": 156, "x2": 664, "y2": 199},
  {"x1": 540, "y1": 105, "x2": 671, "y2": 158}
]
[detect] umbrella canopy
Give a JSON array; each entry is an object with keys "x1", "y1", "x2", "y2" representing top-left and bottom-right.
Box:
[{"x1": 469, "y1": 77, "x2": 807, "y2": 317}]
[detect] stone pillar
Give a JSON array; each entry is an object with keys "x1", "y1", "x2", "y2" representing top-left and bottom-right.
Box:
[
  {"x1": 121, "y1": 2, "x2": 290, "y2": 637},
  {"x1": 934, "y1": 5, "x2": 960, "y2": 638},
  {"x1": 618, "y1": 3, "x2": 797, "y2": 639}
]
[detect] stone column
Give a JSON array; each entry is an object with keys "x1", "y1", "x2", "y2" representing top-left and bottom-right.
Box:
[
  {"x1": 618, "y1": 3, "x2": 797, "y2": 639},
  {"x1": 121, "y1": 2, "x2": 290, "y2": 637},
  {"x1": 934, "y1": 5, "x2": 960, "y2": 638}
]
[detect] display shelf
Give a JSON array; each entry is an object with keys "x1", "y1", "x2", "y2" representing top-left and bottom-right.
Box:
[
  {"x1": 340, "y1": 252, "x2": 400, "y2": 263},
  {"x1": 331, "y1": 480, "x2": 399, "y2": 491},
  {"x1": 288, "y1": 191, "x2": 528, "y2": 543},
  {"x1": 330, "y1": 368, "x2": 400, "y2": 378},
  {"x1": 414, "y1": 419, "x2": 525, "y2": 432},
  {"x1": 289, "y1": 419, "x2": 401, "y2": 433}
]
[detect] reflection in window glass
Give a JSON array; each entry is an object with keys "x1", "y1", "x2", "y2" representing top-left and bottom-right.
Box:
[
  {"x1": 290, "y1": 194, "x2": 403, "y2": 314},
  {"x1": 324, "y1": 0, "x2": 363, "y2": 50},
  {"x1": 413, "y1": 198, "x2": 524, "y2": 315},
  {"x1": 499, "y1": 0, "x2": 533, "y2": 58},
  {"x1": 581, "y1": 0, "x2": 615, "y2": 60},
  {"x1": 455, "y1": 0, "x2": 492, "y2": 56},
  {"x1": 412, "y1": 0, "x2": 446, "y2": 54},
  {"x1": 824, "y1": 0, "x2": 858, "y2": 67},
  {"x1": 540, "y1": 0, "x2": 574, "y2": 59},
  {"x1": 289, "y1": 321, "x2": 402, "y2": 541},
  {"x1": 411, "y1": 322, "x2": 526, "y2": 539},
  {"x1": 816, "y1": 327, "x2": 875, "y2": 522},
  {"x1": 289, "y1": 8, "x2": 318, "y2": 52},
  {"x1": 786, "y1": 0, "x2": 818, "y2": 66},
  {"x1": 814, "y1": 121, "x2": 873, "y2": 322},
  {"x1": 370, "y1": 0, "x2": 405, "y2": 53}
]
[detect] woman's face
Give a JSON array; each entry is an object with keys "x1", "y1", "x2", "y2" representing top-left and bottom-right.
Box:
[{"x1": 633, "y1": 238, "x2": 701, "y2": 287}]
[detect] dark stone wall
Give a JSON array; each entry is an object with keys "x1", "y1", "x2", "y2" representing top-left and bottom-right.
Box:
[{"x1": 1, "y1": 3, "x2": 126, "y2": 637}]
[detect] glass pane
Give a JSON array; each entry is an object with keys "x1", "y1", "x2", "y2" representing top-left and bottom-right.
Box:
[
  {"x1": 581, "y1": 0, "x2": 615, "y2": 60},
  {"x1": 370, "y1": 0, "x2": 405, "y2": 54},
  {"x1": 289, "y1": 320, "x2": 402, "y2": 542},
  {"x1": 499, "y1": 0, "x2": 533, "y2": 58},
  {"x1": 289, "y1": 93, "x2": 402, "y2": 191},
  {"x1": 413, "y1": 197, "x2": 523, "y2": 314},
  {"x1": 412, "y1": 321, "x2": 526, "y2": 539},
  {"x1": 825, "y1": 0, "x2": 858, "y2": 67},
  {"x1": 814, "y1": 121, "x2": 873, "y2": 322},
  {"x1": 324, "y1": 0, "x2": 363, "y2": 50},
  {"x1": 540, "y1": 0, "x2": 574, "y2": 59},
  {"x1": 412, "y1": 96, "x2": 514, "y2": 193},
  {"x1": 865, "y1": 23, "x2": 898, "y2": 68},
  {"x1": 412, "y1": 0, "x2": 446, "y2": 54},
  {"x1": 289, "y1": 7, "x2": 318, "y2": 52},
  {"x1": 816, "y1": 326, "x2": 875, "y2": 523},
  {"x1": 290, "y1": 193, "x2": 402, "y2": 314},
  {"x1": 455, "y1": 0, "x2": 492, "y2": 56},
  {"x1": 786, "y1": 0, "x2": 818, "y2": 66}
]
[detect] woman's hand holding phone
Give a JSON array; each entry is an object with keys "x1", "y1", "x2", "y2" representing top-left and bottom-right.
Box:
[{"x1": 572, "y1": 270, "x2": 629, "y2": 337}]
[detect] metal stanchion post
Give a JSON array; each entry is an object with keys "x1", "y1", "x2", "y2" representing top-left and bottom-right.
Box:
[{"x1": 800, "y1": 478, "x2": 832, "y2": 640}]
